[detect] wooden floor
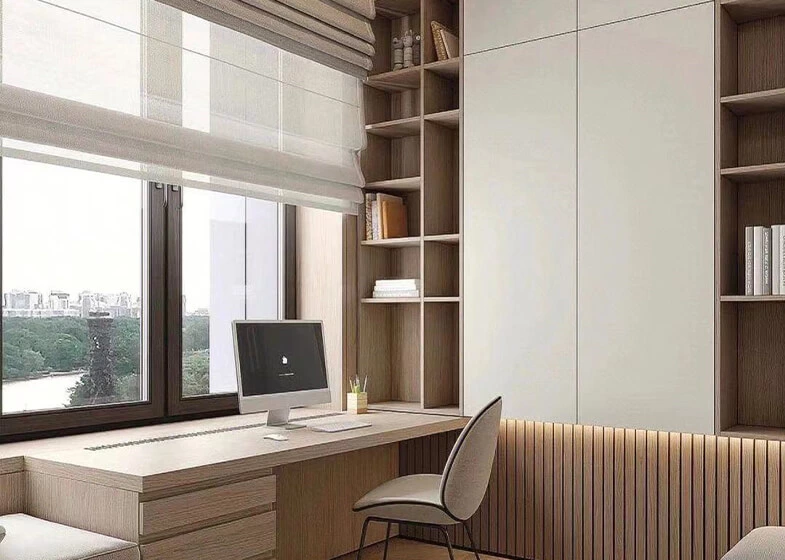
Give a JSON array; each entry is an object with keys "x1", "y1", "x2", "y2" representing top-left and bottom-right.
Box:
[{"x1": 335, "y1": 537, "x2": 501, "y2": 559}]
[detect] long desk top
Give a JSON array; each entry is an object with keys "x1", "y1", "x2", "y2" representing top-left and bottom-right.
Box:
[{"x1": 0, "y1": 409, "x2": 467, "y2": 494}]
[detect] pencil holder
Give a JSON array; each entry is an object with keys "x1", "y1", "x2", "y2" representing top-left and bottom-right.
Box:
[{"x1": 347, "y1": 392, "x2": 368, "y2": 414}]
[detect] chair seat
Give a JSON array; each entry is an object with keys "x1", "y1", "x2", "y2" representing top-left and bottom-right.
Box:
[
  {"x1": 353, "y1": 474, "x2": 457, "y2": 525},
  {"x1": 723, "y1": 527, "x2": 785, "y2": 559},
  {"x1": 0, "y1": 514, "x2": 139, "y2": 560}
]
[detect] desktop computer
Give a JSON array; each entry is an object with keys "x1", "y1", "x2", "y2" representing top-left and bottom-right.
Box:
[{"x1": 233, "y1": 320, "x2": 370, "y2": 433}]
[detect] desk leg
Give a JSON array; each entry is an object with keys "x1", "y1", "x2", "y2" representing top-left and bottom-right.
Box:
[{"x1": 275, "y1": 443, "x2": 399, "y2": 560}]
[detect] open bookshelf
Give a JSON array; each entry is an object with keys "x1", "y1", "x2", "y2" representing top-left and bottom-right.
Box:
[
  {"x1": 357, "y1": 0, "x2": 462, "y2": 415},
  {"x1": 716, "y1": 0, "x2": 785, "y2": 438}
]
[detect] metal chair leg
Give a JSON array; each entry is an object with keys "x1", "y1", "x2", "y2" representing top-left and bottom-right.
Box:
[
  {"x1": 382, "y1": 522, "x2": 392, "y2": 560},
  {"x1": 462, "y1": 520, "x2": 482, "y2": 560},
  {"x1": 356, "y1": 517, "x2": 371, "y2": 560},
  {"x1": 438, "y1": 526, "x2": 456, "y2": 560}
]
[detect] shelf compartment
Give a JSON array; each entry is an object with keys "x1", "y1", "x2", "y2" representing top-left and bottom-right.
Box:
[
  {"x1": 721, "y1": 0, "x2": 785, "y2": 24},
  {"x1": 361, "y1": 236, "x2": 421, "y2": 248},
  {"x1": 424, "y1": 233, "x2": 459, "y2": 244},
  {"x1": 425, "y1": 58, "x2": 460, "y2": 79},
  {"x1": 424, "y1": 241, "x2": 458, "y2": 298},
  {"x1": 376, "y1": 0, "x2": 420, "y2": 18},
  {"x1": 722, "y1": 88, "x2": 785, "y2": 115},
  {"x1": 721, "y1": 162, "x2": 785, "y2": 182},
  {"x1": 423, "y1": 302, "x2": 459, "y2": 409},
  {"x1": 423, "y1": 121, "x2": 459, "y2": 236},
  {"x1": 425, "y1": 109, "x2": 460, "y2": 128},
  {"x1": 368, "y1": 401, "x2": 462, "y2": 416},
  {"x1": 366, "y1": 116, "x2": 421, "y2": 138},
  {"x1": 366, "y1": 176, "x2": 421, "y2": 193},
  {"x1": 366, "y1": 66, "x2": 422, "y2": 92},
  {"x1": 722, "y1": 424, "x2": 785, "y2": 441},
  {"x1": 361, "y1": 297, "x2": 420, "y2": 304},
  {"x1": 721, "y1": 295, "x2": 785, "y2": 302}
]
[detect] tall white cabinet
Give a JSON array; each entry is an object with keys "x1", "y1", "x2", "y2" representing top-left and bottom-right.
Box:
[
  {"x1": 576, "y1": 4, "x2": 715, "y2": 434},
  {"x1": 463, "y1": 3, "x2": 715, "y2": 432},
  {"x1": 464, "y1": 35, "x2": 577, "y2": 422}
]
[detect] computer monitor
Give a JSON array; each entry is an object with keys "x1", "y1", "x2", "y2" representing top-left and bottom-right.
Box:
[{"x1": 233, "y1": 320, "x2": 331, "y2": 427}]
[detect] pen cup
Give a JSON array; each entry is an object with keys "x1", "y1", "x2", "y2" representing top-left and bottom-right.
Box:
[{"x1": 347, "y1": 392, "x2": 368, "y2": 414}]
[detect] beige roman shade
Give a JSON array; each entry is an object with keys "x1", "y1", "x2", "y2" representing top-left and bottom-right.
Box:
[
  {"x1": 156, "y1": 0, "x2": 376, "y2": 77},
  {"x1": 0, "y1": 0, "x2": 367, "y2": 213}
]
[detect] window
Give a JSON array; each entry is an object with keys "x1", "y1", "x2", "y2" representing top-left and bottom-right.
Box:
[
  {"x1": 178, "y1": 188, "x2": 280, "y2": 400},
  {"x1": 1, "y1": 159, "x2": 146, "y2": 414},
  {"x1": 0, "y1": 166, "x2": 288, "y2": 437}
]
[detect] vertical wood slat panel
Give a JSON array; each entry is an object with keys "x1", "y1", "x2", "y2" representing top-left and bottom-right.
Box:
[
  {"x1": 635, "y1": 430, "x2": 646, "y2": 560},
  {"x1": 681, "y1": 433, "x2": 692, "y2": 560},
  {"x1": 613, "y1": 428, "x2": 625, "y2": 560},
  {"x1": 705, "y1": 435, "x2": 717, "y2": 560},
  {"x1": 563, "y1": 424, "x2": 573, "y2": 560},
  {"x1": 646, "y1": 431, "x2": 658, "y2": 560},
  {"x1": 398, "y1": 424, "x2": 785, "y2": 560},
  {"x1": 657, "y1": 431, "x2": 669, "y2": 560},
  {"x1": 553, "y1": 423, "x2": 563, "y2": 560}
]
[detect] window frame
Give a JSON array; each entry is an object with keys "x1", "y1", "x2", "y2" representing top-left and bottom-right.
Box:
[{"x1": 0, "y1": 170, "x2": 296, "y2": 441}]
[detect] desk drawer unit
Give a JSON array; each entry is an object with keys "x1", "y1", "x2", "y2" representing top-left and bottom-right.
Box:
[
  {"x1": 139, "y1": 475, "x2": 276, "y2": 536},
  {"x1": 140, "y1": 511, "x2": 276, "y2": 560}
]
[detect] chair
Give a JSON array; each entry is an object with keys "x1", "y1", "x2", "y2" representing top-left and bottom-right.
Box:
[{"x1": 353, "y1": 397, "x2": 502, "y2": 560}]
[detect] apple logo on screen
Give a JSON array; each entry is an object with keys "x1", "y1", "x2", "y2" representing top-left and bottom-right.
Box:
[{"x1": 282, "y1": 356, "x2": 288, "y2": 365}]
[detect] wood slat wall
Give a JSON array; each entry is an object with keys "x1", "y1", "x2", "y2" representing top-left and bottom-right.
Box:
[{"x1": 399, "y1": 420, "x2": 785, "y2": 559}]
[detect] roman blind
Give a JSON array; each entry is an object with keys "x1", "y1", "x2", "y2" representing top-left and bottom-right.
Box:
[
  {"x1": 157, "y1": 0, "x2": 376, "y2": 77},
  {"x1": 0, "y1": 0, "x2": 368, "y2": 213}
]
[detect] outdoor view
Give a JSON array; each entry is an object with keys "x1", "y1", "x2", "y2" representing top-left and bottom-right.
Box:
[{"x1": 1, "y1": 159, "x2": 279, "y2": 414}]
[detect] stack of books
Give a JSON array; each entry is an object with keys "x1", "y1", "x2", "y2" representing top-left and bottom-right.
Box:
[
  {"x1": 373, "y1": 278, "x2": 420, "y2": 299},
  {"x1": 745, "y1": 225, "x2": 785, "y2": 295},
  {"x1": 365, "y1": 193, "x2": 408, "y2": 240}
]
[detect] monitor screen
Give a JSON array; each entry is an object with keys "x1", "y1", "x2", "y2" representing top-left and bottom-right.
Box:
[{"x1": 234, "y1": 321, "x2": 328, "y2": 397}]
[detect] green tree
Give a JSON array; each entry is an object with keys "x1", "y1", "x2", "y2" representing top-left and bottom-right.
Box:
[
  {"x1": 182, "y1": 349, "x2": 210, "y2": 397},
  {"x1": 183, "y1": 316, "x2": 209, "y2": 352}
]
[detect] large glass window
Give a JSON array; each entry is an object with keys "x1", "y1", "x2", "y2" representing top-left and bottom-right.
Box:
[
  {"x1": 1, "y1": 158, "x2": 145, "y2": 414},
  {"x1": 181, "y1": 188, "x2": 280, "y2": 398}
]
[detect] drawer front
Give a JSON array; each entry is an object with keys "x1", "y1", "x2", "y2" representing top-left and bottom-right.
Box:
[
  {"x1": 140, "y1": 511, "x2": 275, "y2": 560},
  {"x1": 140, "y1": 475, "x2": 276, "y2": 536}
]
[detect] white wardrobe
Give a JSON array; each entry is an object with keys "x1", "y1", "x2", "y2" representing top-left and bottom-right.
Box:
[{"x1": 464, "y1": 1, "x2": 715, "y2": 434}]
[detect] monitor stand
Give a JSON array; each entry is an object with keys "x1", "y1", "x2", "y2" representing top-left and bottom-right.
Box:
[{"x1": 267, "y1": 408, "x2": 306, "y2": 430}]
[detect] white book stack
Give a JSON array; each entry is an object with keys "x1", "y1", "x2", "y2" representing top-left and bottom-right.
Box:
[
  {"x1": 373, "y1": 278, "x2": 420, "y2": 299},
  {"x1": 745, "y1": 225, "x2": 785, "y2": 296}
]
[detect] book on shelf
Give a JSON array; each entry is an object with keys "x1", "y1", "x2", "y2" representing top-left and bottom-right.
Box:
[
  {"x1": 745, "y1": 225, "x2": 784, "y2": 296},
  {"x1": 775, "y1": 225, "x2": 781, "y2": 296},
  {"x1": 372, "y1": 278, "x2": 420, "y2": 299},
  {"x1": 364, "y1": 193, "x2": 408, "y2": 241},
  {"x1": 430, "y1": 21, "x2": 458, "y2": 61},
  {"x1": 745, "y1": 227, "x2": 754, "y2": 296}
]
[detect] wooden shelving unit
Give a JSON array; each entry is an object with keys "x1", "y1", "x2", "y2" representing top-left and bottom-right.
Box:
[
  {"x1": 358, "y1": 0, "x2": 462, "y2": 416},
  {"x1": 716, "y1": 0, "x2": 785, "y2": 438}
]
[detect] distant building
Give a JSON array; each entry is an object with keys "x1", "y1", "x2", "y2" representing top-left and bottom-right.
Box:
[{"x1": 3, "y1": 289, "x2": 141, "y2": 318}]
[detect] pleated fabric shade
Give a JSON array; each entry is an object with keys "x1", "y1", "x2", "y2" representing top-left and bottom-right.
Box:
[
  {"x1": 157, "y1": 0, "x2": 376, "y2": 77},
  {"x1": 0, "y1": 0, "x2": 369, "y2": 213}
]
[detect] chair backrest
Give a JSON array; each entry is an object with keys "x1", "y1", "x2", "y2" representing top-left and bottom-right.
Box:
[{"x1": 439, "y1": 397, "x2": 502, "y2": 521}]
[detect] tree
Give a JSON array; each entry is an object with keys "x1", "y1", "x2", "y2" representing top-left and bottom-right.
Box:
[{"x1": 182, "y1": 349, "x2": 210, "y2": 396}]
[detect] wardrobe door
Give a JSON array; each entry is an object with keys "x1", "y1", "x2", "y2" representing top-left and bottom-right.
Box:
[
  {"x1": 465, "y1": 0, "x2": 576, "y2": 54},
  {"x1": 577, "y1": 4, "x2": 714, "y2": 433},
  {"x1": 578, "y1": 0, "x2": 704, "y2": 29},
  {"x1": 464, "y1": 34, "x2": 577, "y2": 421}
]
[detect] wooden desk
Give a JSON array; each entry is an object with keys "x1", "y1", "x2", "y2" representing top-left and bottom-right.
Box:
[{"x1": 0, "y1": 409, "x2": 466, "y2": 560}]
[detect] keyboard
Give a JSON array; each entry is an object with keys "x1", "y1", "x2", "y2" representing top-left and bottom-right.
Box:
[{"x1": 310, "y1": 420, "x2": 372, "y2": 433}]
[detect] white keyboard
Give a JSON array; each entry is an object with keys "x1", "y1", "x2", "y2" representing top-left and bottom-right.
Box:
[{"x1": 310, "y1": 420, "x2": 372, "y2": 433}]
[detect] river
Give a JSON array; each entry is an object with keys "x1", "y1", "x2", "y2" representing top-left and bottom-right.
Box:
[{"x1": 2, "y1": 372, "x2": 84, "y2": 414}]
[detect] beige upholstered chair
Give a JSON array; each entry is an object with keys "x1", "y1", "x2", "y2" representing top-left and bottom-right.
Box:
[{"x1": 353, "y1": 397, "x2": 502, "y2": 560}]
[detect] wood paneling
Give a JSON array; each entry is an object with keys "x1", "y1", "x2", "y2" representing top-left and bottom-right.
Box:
[
  {"x1": 0, "y1": 472, "x2": 25, "y2": 515},
  {"x1": 26, "y1": 471, "x2": 139, "y2": 542},
  {"x1": 401, "y1": 420, "x2": 785, "y2": 560}
]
